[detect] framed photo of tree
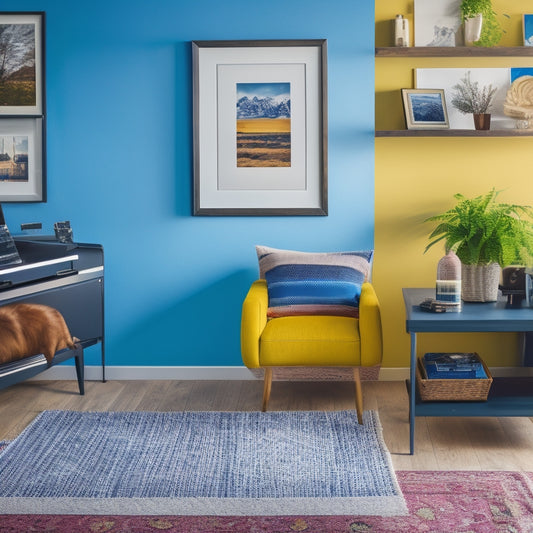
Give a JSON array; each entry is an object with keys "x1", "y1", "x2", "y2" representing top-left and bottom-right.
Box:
[
  {"x1": 0, "y1": 12, "x2": 46, "y2": 202},
  {"x1": 192, "y1": 39, "x2": 328, "y2": 216},
  {"x1": 0, "y1": 12, "x2": 45, "y2": 116}
]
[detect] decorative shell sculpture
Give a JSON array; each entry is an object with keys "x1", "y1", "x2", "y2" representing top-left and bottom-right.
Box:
[{"x1": 503, "y1": 76, "x2": 533, "y2": 125}]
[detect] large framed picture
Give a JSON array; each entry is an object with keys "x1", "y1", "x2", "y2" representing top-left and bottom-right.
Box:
[
  {"x1": 0, "y1": 117, "x2": 45, "y2": 202},
  {"x1": 192, "y1": 39, "x2": 328, "y2": 216},
  {"x1": 0, "y1": 12, "x2": 44, "y2": 115},
  {"x1": 401, "y1": 88, "x2": 450, "y2": 130}
]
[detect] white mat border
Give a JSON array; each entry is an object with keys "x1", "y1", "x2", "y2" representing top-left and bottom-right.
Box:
[{"x1": 0, "y1": 495, "x2": 408, "y2": 516}]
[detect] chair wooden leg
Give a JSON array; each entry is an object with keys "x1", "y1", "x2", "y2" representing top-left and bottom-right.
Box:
[
  {"x1": 262, "y1": 367, "x2": 273, "y2": 412},
  {"x1": 353, "y1": 367, "x2": 363, "y2": 424}
]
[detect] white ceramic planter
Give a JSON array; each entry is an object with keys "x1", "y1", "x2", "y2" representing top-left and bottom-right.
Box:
[{"x1": 464, "y1": 14, "x2": 483, "y2": 46}]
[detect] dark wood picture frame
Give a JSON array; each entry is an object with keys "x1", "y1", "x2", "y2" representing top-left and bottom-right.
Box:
[
  {"x1": 0, "y1": 11, "x2": 46, "y2": 202},
  {"x1": 192, "y1": 39, "x2": 328, "y2": 216}
]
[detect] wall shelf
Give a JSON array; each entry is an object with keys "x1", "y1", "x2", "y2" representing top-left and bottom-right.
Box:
[
  {"x1": 376, "y1": 46, "x2": 533, "y2": 57},
  {"x1": 376, "y1": 45, "x2": 533, "y2": 136},
  {"x1": 376, "y1": 129, "x2": 533, "y2": 137}
]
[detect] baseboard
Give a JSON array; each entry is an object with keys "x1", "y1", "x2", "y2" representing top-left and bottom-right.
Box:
[
  {"x1": 30, "y1": 365, "x2": 533, "y2": 381},
  {"x1": 29, "y1": 366, "x2": 254, "y2": 381}
]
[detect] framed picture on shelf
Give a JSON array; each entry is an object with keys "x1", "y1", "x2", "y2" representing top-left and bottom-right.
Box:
[
  {"x1": 401, "y1": 89, "x2": 450, "y2": 130},
  {"x1": 523, "y1": 14, "x2": 533, "y2": 46},
  {"x1": 0, "y1": 117, "x2": 45, "y2": 202},
  {"x1": 192, "y1": 39, "x2": 328, "y2": 216},
  {"x1": 0, "y1": 12, "x2": 45, "y2": 115}
]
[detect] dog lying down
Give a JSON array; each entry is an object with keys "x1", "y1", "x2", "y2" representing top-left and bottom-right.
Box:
[{"x1": 0, "y1": 303, "x2": 77, "y2": 365}]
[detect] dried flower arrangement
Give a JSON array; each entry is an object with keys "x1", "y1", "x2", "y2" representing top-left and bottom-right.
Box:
[{"x1": 450, "y1": 71, "x2": 498, "y2": 114}]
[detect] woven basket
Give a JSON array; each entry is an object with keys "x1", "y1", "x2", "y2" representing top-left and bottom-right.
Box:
[
  {"x1": 461, "y1": 263, "x2": 501, "y2": 302},
  {"x1": 416, "y1": 356, "x2": 492, "y2": 402}
]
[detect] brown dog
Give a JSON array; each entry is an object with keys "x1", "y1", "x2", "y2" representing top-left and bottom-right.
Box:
[{"x1": 0, "y1": 303, "x2": 76, "y2": 365}]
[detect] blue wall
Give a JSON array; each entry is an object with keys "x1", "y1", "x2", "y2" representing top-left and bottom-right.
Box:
[{"x1": 2, "y1": 0, "x2": 375, "y2": 367}]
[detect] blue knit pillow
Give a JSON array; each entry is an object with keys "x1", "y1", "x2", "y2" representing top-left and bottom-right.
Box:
[{"x1": 256, "y1": 246, "x2": 373, "y2": 318}]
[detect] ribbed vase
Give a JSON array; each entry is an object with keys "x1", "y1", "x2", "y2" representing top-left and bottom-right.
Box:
[
  {"x1": 461, "y1": 263, "x2": 501, "y2": 302},
  {"x1": 436, "y1": 251, "x2": 461, "y2": 304}
]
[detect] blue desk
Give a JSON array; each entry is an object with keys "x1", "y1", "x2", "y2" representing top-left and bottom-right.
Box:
[
  {"x1": 0, "y1": 238, "x2": 105, "y2": 384},
  {"x1": 403, "y1": 288, "x2": 533, "y2": 454}
]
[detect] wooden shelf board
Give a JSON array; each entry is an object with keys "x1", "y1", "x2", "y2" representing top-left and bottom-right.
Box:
[
  {"x1": 376, "y1": 129, "x2": 533, "y2": 137},
  {"x1": 375, "y1": 46, "x2": 533, "y2": 57}
]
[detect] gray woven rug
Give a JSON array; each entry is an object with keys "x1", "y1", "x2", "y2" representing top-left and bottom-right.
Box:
[{"x1": 0, "y1": 409, "x2": 407, "y2": 516}]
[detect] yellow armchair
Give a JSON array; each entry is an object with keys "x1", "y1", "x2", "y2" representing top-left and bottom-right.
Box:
[{"x1": 241, "y1": 280, "x2": 383, "y2": 423}]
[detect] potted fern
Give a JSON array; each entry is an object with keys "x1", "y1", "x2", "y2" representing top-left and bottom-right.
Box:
[
  {"x1": 460, "y1": 0, "x2": 502, "y2": 47},
  {"x1": 425, "y1": 189, "x2": 533, "y2": 302},
  {"x1": 451, "y1": 71, "x2": 497, "y2": 130}
]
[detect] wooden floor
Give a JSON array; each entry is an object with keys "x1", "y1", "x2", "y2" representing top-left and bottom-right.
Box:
[{"x1": 1, "y1": 378, "x2": 532, "y2": 471}]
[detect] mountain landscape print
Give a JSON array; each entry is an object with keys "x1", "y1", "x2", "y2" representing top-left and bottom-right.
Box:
[{"x1": 236, "y1": 82, "x2": 290, "y2": 167}]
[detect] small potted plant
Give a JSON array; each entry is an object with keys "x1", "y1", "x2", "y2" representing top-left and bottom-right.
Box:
[
  {"x1": 450, "y1": 71, "x2": 498, "y2": 130},
  {"x1": 425, "y1": 189, "x2": 533, "y2": 302},
  {"x1": 460, "y1": 0, "x2": 503, "y2": 47}
]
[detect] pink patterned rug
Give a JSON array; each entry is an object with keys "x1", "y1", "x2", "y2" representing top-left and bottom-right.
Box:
[{"x1": 0, "y1": 471, "x2": 532, "y2": 532}]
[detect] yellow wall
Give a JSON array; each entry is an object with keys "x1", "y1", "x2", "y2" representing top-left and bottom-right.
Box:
[{"x1": 375, "y1": 0, "x2": 533, "y2": 368}]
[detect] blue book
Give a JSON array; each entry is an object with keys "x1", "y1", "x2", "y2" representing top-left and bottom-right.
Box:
[
  {"x1": 424, "y1": 352, "x2": 482, "y2": 370},
  {"x1": 423, "y1": 353, "x2": 487, "y2": 379}
]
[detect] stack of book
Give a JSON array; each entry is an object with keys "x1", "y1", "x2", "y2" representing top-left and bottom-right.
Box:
[
  {"x1": 419, "y1": 298, "x2": 461, "y2": 313},
  {"x1": 422, "y1": 352, "x2": 488, "y2": 380}
]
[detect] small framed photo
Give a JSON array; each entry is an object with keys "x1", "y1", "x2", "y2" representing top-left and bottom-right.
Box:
[
  {"x1": 523, "y1": 15, "x2": 533, "y2": 46},
  {"x1": 401, "y1": 88, "x2": 449, "y2": 130},
  {"x1": 0, "y1": 12, "x2": 45, "y2": 115},
  {"x1": 0, "y1": 117, "x2": 45, "y2": 202}
]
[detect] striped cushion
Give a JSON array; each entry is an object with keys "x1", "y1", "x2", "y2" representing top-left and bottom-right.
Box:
[{"x1": 256, "y1": 246, "x2": 373, "y2": 318}]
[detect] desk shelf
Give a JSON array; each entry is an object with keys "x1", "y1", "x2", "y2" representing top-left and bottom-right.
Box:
[{"x1": 409, "y1": 377, "x2": 533, "y2": 417}]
